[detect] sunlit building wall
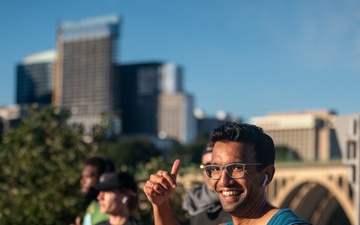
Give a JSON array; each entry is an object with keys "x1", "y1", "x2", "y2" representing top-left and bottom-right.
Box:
[
  {"x1": 333, "y1": 114, "x2": 360, "y2": 225},
  {"x1": 158, "y1": 93, "x2": 196, "y2": 144},
  {"x1": 54, "y1": 15, "x2": 121, "y2": 131},
  {"x1": 251, "y1": 109, "x2": 340, "y2": 161}
]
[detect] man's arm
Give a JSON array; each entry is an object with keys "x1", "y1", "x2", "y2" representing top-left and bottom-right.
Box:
[
  {"x1": 143, "y1": 159, "x2": 181, "y2": 225},
  {"x1": 152, "y1": 199, "x2": 179, "y2": 225}
]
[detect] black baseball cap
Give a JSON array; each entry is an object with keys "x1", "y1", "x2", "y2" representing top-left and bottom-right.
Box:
[{"x1": 93, "y1": 172, "x2": 137, "y2": 193}]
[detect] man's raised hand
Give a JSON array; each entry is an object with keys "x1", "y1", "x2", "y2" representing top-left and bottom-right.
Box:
[{"x1": 143, "y1": 159, "x2": 181, "y2": 205}]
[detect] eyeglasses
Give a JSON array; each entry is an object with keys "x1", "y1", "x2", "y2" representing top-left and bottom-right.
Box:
[
  {"x1": 203, "y1": 163, "x2": 262, "y2": 180},
  {"x1": 199, "y1": 163, "x2": 211, "y2": 170}
]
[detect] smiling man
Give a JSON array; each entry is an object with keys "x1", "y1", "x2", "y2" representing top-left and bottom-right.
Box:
[
  {"x1": 182, "y1": 142, "x2": 231, "y2": 225},
  {"x1": 143, "y1": 122, "x2": 312, "y2": 225}
]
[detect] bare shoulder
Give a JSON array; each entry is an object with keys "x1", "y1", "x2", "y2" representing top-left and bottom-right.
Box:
[{"x1": 265, "y1": 208, "x2": 280, "y2": 218}]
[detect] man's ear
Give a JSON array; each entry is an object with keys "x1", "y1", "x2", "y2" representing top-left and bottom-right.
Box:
[
  {"x1": 262, "y1": 165, "x2": 275, "y2": 187},
  {"x1": 262, "y1": 174, "x2": 269, "y2": 187},
  {"x1": 122, "y1": 196, "x2": 128, "y2": 204}
]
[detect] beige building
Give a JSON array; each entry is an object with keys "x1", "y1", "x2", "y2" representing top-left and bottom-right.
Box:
[
  {"x1": 251, "y1": 109, "x2": 340, "y2": 161},
  {"x1": 157, "y1": 93, "x2": 196, "y2": 144},
  {"x1": 53, "y1": 15, "x2": 121, "y2": 132},
  {"x1": 333, "y1": 114, "x2": 360, "y2": 225}
]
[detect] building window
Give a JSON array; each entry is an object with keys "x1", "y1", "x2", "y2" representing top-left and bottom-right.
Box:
[
  {"x1": 346, "y1": 141, "x2": 357, "y2": 159},
  {"x1": 353, "y1": 119, "x2": 358, "y2": 135}
]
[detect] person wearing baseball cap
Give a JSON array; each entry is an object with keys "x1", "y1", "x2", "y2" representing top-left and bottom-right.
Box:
[
  {"x1": 80, "y1": 157, "x2": 115, "y2": 225},
  {"x1": 93, "y1": 172, "x2": 143, "y2": 225}
]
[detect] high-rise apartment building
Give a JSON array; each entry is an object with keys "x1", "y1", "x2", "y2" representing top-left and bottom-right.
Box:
[
  {"x1": 251, "y1": 109, "x2": 341, "y2": 161},
  {"x1": 54, "y1": 15, "x2": 121, "y2": 131},
  {"x1": 119, "y1": 62, "x2": 196, "y2": 143},
  {"x1": 16, "y1": 50, "x2": 55, "y2": 105}
]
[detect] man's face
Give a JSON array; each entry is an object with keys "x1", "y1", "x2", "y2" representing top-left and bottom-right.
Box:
[
  {"x1": 80, "y1": 165, "x2": 99, "y2": 195},
  {"x1": 209, "y1": 141, "x2": 265, "y2": 217},
  {"x1": 97, "y1": 190, "x2": 126, "y2": 214}
]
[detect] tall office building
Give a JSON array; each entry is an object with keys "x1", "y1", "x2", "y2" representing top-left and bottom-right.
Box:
[
  {"x1": 119, "y1": 62, "x2": 195, "y2": 142},
  {"x1": 54, "y1": 15, "x2": 121, "y2": 131},
  {"x1": 158, "y1": 93, "x2": 196, "y2": 144},
  {"x1": 16, "y1": 50, "x2": 55, "y2": 105},
  {"x1": 251, "y1": 109, "x2": 341, "y2": 161}
]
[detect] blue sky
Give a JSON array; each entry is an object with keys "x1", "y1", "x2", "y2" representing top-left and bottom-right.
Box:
[{"x1": 1, "y1": 0, "x2": 360, "y2": 122}]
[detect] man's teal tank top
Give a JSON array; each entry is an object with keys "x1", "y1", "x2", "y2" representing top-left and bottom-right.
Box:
[{"x1": 223, "y1": 208, "x2": 312, "y2": 225}]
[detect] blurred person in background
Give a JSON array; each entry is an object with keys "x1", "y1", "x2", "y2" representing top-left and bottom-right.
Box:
[
  {"x1": 80, "y1": 157, "x2": 115, "y2": 225},
  {"x1": 93, "y1": 172, "x2": 143, "y2": 225},
  {"x1": 182, "y1": 142, "x2": 231, "y2": 224}
]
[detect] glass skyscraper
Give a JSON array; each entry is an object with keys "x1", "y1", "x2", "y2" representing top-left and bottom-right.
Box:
[
  {"x1": 16, "y1": 50, "x2": 55, "y2": 105},
  {"x1": 119, "y1": 63, "x2": 184, "y2": 131}
]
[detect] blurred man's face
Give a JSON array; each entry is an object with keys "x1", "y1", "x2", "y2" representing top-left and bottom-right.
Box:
[
  {"x1": 202, "y1": 152, "x2": 212, "y2": 186},
  {"x1": 80, "y1": 165, "x2": 98, "y2": 195}
]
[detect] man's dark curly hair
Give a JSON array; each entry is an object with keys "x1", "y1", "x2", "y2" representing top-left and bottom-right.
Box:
[{"x1": 210, "y1": 122, "x2": 275, "y2": 170}]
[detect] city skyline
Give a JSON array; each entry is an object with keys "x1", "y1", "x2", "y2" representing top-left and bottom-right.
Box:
[{"x1": 1, "y1": 1, "x2": 360, "y2": 122}]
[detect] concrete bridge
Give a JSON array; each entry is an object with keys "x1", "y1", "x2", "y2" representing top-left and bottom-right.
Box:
[
  {"x1": 177, "y1": 160, "x2": 358, "y2": 225},
  {"x1": 267, "y1": 161, "x2": 356, "y2": 225},
  {"x1": 172, "y1": 158, "x2": 359, "y2": 225}
]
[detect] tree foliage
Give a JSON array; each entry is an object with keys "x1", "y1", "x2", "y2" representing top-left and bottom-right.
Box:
[
  {"x1": 168, "y1": 137, "x2": 209, "y2": 165},
  {"x1": 275, "y1": 145, "x2": 301, "y2": 162},
  {"x1": 0, "y1": 105, "x2": 100, "y2": 224},
  {"x1": 102, "y1": 137, "x2": 162, "y2": 172},
  {"x1": 134, "y1": 156, "x2": 189, "y2": 225},
  {"x1": 0, "y1": 104, "x2": 215, "y2": 224}
]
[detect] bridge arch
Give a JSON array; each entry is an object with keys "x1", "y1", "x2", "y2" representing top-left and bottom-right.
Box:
[{"x1": 269, "y1": 168, "x2": 354, "y2": 225}]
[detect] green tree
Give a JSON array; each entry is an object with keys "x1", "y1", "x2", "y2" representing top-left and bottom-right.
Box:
[
  {"x1": 102, "y1": 137, "x2": 162, "y2": 172},
  {"x1": 0, "y1": 105, "x2": 101, "y2": 224},
  {"x1": 168, "y1": 138, "x2": 209, "y2": 165},
  {"x1": 275, "y1": 145, "x2": 301, "y2": 162},
  {"x1": 134, "y1": 156, "x2": 189, "y2": 225}
]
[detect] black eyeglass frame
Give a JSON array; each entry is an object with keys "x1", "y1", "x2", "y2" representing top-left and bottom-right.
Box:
[{"x1": 203, "y1": 162, "x2": 263, "y2": 180}]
